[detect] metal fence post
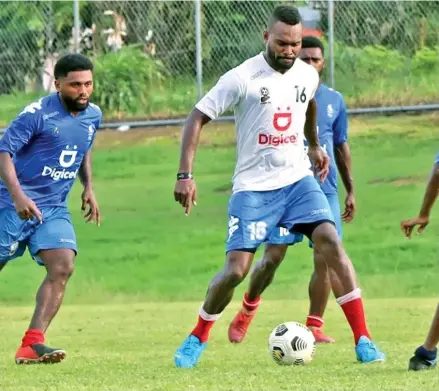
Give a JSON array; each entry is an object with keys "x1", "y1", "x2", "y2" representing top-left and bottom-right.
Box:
[
  {"x1": 73, "y1": 0, "x2": 80, "y2": 53},
  {"x1": 327, "y1": 0, "x2": 335, "y2": 88},
  {"x1": 195, "y1": 0, "x2": 203, "y2": 100}
]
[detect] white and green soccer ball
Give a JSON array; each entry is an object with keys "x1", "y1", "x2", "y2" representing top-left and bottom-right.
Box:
[{"x1": 268, "y1": 321, "x2": 316, "y2": 366}]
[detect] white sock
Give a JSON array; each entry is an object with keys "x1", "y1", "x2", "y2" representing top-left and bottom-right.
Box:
[{"x1": 335, "y1": 288, "x2": 361, "y2": 306}]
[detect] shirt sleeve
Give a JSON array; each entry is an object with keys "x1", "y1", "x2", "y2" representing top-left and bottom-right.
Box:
[
  {"x1": 90, "y1": 103, "x2": 103, "y2": 130},
  {"x1": 0, "y1": 108, "x2": 43, "y2": 156},
  {"x1": 195, "y1": 69, "x2": 243, "y2": 120},
  {"x1": 333, "y1": 94, "x2": 348, "y2": 146},
  {"x1": 434, "y1": 151, "x2": 439, "y2": 164},
  {"x1": 86, "y1": 105, "x2": 103, "y2": 152},
  {"x1": 95, "y1": 111, "x2": 103, "y2": 130}
]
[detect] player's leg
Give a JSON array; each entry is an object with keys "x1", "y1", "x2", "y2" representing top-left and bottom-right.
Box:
[
  {"x1": 308, "y1": 223, "x2": 385, "y2": 362},
  {"x1": 175, "y1": 189, "x2": 283, "y2": 368},
  {"x1": 15, "y1": 208, "x2": 77, "y2": 365},
  {"x1": 284, "y1": 176, "x2": 385, "y2": 363},
  {"x1": 306, "y1": 193, "x2": 342, "y2": 343},
  {"x1": 228, "y1": 228, "x2": 300, "y2": 343},
  {"x1": 0, "y1": 208, "x2": 29, "y2": 267},
  {"x1": 306, "y1": 253, "x2": 334, "y2": 343},
  {"x1": 408, "y1": 303, "x2": 439, "y2": 371},
  {"x1": 175, "y1": 252, "x2": 256, "y2": 368},
  {"x1": 246, "y1": 244, "x2": 288, "y2": 300}
]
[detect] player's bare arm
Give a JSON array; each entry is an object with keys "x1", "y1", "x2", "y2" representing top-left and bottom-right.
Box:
[
  {"x1": 0, "y1": 152, "x2": 42, "y2": 222},
  {"x1": 304, "y1": 98, "x2": 329, "y2": 182},
  {"x1": 401, "y1": 161, "x2": 439, "y2": 238},
  {"x1": 79, "y1": 151, "x2": 100, "y2": 226},
  {"x1": 335, "y1": 143, "x2": 356, "y2": 222},
  {"x1": 174, "y1": 108, "x2": 211, "y2": 216}
]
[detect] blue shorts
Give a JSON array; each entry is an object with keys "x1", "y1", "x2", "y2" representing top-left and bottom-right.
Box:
[
  {"x1": 226, "y1": 175, "x2": 334, "y2": 253},
  {"x1": 0, "y1": 207, "x2": 77, "y2": 266},
  {"x1": 266, "y1": 193, "x2": 342, "y2": 246}
]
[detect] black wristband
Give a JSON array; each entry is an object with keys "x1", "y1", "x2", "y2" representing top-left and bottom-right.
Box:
[{"x1": 177, "y1": 172, "x2": 193, "y2": 181}]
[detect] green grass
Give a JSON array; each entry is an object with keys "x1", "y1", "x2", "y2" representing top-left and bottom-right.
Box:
[
  {"x1": 0, "y1": 299, "x2": 438, "y2": 391},
  {"x1": 0, "y1": 114, "x2": 438, "y2": 390},
  {"x1": 1, "y1": 113, "x2": 439, "y2": 304}
]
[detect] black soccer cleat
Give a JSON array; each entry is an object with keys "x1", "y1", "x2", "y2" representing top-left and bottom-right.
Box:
[
  {"x1": 15, "y1": 343, "x2": 66, "y2": 365},
  {"x1": 408, "y1": 355, "x2": 437, "y2": 371}
]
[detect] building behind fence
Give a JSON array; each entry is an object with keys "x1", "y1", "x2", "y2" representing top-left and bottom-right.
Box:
[{"x1": 1, "y1": 1, "x2": 439, "y2": 121}]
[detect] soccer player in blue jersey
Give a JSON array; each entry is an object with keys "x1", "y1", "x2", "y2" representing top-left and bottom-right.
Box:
[
  {"x1": 0, "y1": 53, "x2": 102, "y2": 364},
  {"x1": 229, "y1": 36, "x2": 358, "y2": 345},
  {"x1": 402, "y1": 152, "x2": 439, "y2": 371}
]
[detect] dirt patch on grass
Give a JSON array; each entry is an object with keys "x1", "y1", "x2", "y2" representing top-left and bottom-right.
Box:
[
  {"x1": 368, "y1": 176, "x2": 425, "y2": 185},
  {"x1": 96, "y1": 122, "x2": 236, "y2": 149},
  {"x1": 95, "y1": 126, "x2": 181, "y2": 148}
]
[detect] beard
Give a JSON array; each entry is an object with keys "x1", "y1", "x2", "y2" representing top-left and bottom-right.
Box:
[
  {"x1": 266, "y1": 45, "x2": 296, "y2": 70},
  {"x1": 62, "y1": 95, "x2": 89, "y2": 112}
]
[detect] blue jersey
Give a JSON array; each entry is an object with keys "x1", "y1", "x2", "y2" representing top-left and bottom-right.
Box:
[
  {"x1": 306, "y1": 83, "x2": 348, "y2": 195},
  {"x1": 0, "y1": 93, "x2": 102, "y2": 209}
]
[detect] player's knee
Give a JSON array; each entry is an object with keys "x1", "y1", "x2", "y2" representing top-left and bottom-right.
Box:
[
  {"x1": 41, "y1": 249, "x2": 75, "y2": 282},
  {"x1": 312, "y1": 223, "x2": 343, "y2": 263},
  {"x1": 262, "y1": 245, "x2": 287, "y2": 270},
  {"x1": 223, "y1": 266, "x2": 247, "y2": 287},
  {"x1": 224, "y1": 252, "x2": 253, "y2": 287},
  {"x1": 49, "y1": 258, "x2": 74, "y2": 281}
]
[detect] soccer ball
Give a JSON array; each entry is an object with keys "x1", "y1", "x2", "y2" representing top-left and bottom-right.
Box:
[{"x1": 268, "y1": 321, "x2": 316, "y2": 366}]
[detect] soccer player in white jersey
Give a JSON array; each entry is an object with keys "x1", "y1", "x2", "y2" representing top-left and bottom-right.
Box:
[
  {"x1": 402, "y1": 152, "x2": 439, "y2": 371},
  {"x1": 228, "y1": 36, "x2": 354, "y2": 345},
  {"x1": 173, "y1": 5, "x2": 385, "y2": 368}
]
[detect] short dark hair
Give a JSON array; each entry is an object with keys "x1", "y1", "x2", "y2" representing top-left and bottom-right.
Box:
[
  {"x1": 269, "y1": 5, "x2": 302, "y2": 28},
  {"x1": 54, "y1": 53, "x2": 94, "y2": 79},
  {"x1": 301, "y1": 35, "x2": 325, "y2": 56}
]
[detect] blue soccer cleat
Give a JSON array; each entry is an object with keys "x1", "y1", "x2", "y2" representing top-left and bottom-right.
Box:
[
  {"x1": 174, "y1": 335, "x2": 207, "y2": 368},
  {"x1": 408, "y1": 346, "x2": 437, "y2": 371},
  {"x1": 355, "y1": 336, "x2": 385, "y2": 363}
]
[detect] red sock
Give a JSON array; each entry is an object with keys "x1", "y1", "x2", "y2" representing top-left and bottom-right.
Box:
[
  {"x1": 306, "y1": 315, "x2": 324, "y2": 329},
  {"x1": 242, "y1": 292, "x2": 261, "y2": 312},
  {"x1": 21, "y1": 328, "x2": 45, "y2": 347},
  {"x1": 337, "y1": 289, "x2": 371, "y2": 344},
  {"x1": 191, "y1": 315, "x2": 217, "y2": 343}
]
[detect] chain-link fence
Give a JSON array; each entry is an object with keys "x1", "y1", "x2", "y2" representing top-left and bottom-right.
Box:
[
  {"x1": 327, "y1": 0, "x2": 439, "y2": 107},
  {"x1": 1, "y1": 1, "x2": 439, "y2": 123}
]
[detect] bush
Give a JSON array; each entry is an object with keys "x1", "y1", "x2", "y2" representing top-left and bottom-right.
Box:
[
  {"x1": 318, "y1": 40, "x2": 439, "y2": 107},
  {"x1": 92, "y1": 46, "x2": 168, "y2": 118}
]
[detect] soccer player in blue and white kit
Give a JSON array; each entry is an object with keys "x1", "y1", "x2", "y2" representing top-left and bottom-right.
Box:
[
  {"x1": 0, "y1": 54, "x2": 102, "y2": 364},
  {"x1": 402, "y1": 152, "x2": 439, "y2": 371},
  {"x1": 173, "y1": 6, "x2": 384, "y2": 368},
  {"x1": 229, "y1": 36, "x2": 355, "y2": 345}
]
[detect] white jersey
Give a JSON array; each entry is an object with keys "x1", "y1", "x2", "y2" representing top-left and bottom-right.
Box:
[{"x1": 196, "y1": 52, "x2": 319, "y2": 193}]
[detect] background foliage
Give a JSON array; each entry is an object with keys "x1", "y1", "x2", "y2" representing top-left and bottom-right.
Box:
[{"x1": 0, "y1": 0, "x2": 438, "y2": 123}]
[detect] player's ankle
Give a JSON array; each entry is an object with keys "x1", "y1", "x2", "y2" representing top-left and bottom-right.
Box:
[
  {"x1": 242, "y1": 292, "x2": 261, "y2": 312},
  {"x1": 21, "y1": 328, "x2": 45, "y2": 347},
  {"x1": 191, "y1": 308, "x2": 222, "y2": 343},
  {"x1": 306, "y1": 315, "x2": 324, "y2": 329},
  {"x1": 417, "y1": 345, "x2": 437, "y2": 360}
]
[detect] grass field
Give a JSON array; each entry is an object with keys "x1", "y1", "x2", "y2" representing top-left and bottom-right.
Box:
[
  {"x1": 0, "y1": 113, "x2": 438, "y2": 390},
  {"x1": 0, "y1": 299, "x2": 438, "y2": 391}
]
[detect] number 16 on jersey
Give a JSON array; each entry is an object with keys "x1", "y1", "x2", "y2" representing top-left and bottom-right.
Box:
[{"x1": 248, "y1": 221, "x2": 268, "y2": 241}]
